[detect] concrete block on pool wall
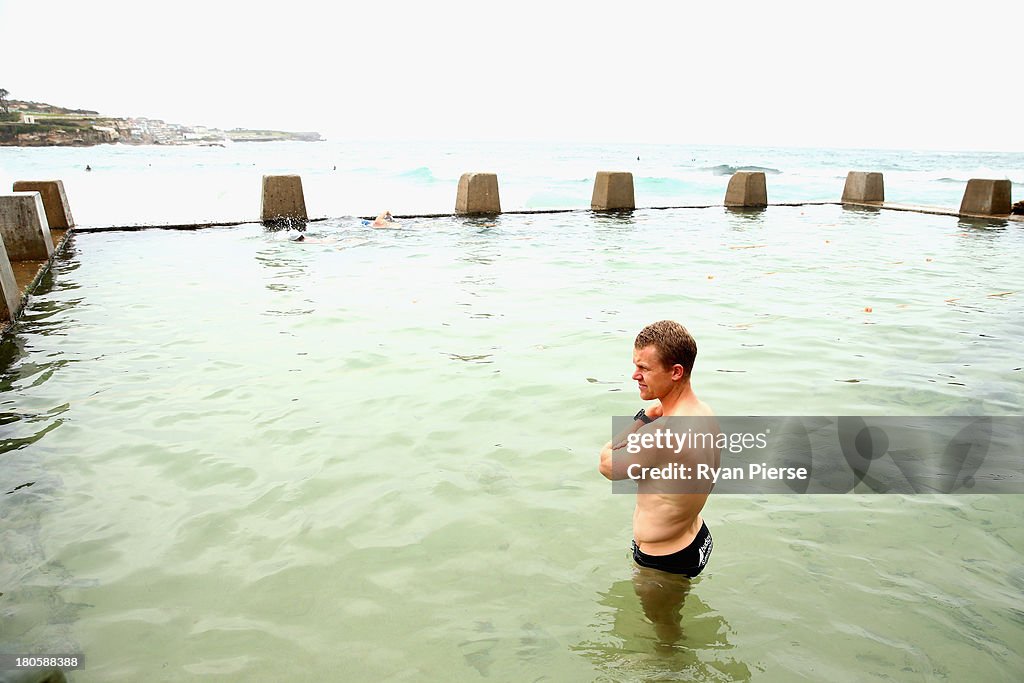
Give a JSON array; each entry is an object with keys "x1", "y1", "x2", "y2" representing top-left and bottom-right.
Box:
[
  {"x1": 841, "y1": 172, "x2": 885, "y2": 204},
  {"x1": 260, "y1": 175, "x2": 307, "y2": 226},
  {"x1": 591, "y1": 172, "x2": 635, "y2": 211},
  {"x1": 12, "y1": 180, "x2": 75, "y2": 228},
  {"x1": 724, "y1": 172, "x2": 767, "y2": 208},
  {"x1": 0, "y1": 236, "x2": 21, "y2": 322},
  {"x1": 0, "y1": 192, "x2": 55, "y2": 261},
  {"x1": 959, "y1": 179, "x2": 1011, "y2": 216},
  {"x1": 456, "y1": 173, "x2": 501, "y2": 215}
]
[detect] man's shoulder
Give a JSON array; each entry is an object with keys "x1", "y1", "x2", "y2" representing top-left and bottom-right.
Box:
[
  {"x1": 659, "y1": 405, "x2": 716, "y2": 421},
  {"x1": 665, "y1": 401, "x2": 715, "y2": 418}
]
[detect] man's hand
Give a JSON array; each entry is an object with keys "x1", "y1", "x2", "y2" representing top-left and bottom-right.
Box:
[{"x1": 611, "y1": 404, "x2": 664, "y2": 450}]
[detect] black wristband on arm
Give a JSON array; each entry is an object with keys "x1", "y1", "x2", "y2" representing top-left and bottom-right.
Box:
[{"x1": 634, "y1": 409, "x2": 653, "y2": 424}]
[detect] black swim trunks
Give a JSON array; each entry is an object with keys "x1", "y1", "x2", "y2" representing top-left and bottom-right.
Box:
[{"x1": 632, "y1": 521, "x2": 713, "y2": 577}]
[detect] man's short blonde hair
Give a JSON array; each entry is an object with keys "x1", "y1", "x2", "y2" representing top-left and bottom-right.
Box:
[{"x1": 635, "y1": 320, "x2": 697, "y2": 376}]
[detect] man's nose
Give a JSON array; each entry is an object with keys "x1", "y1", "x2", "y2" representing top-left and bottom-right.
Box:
[{"x1": 632, "y1": 369, "x2": 642, "y2": 380}]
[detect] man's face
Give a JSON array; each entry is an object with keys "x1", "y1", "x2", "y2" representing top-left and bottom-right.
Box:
[{"x1": 632, "y1": 345, "x2": 677, "y2": 400}]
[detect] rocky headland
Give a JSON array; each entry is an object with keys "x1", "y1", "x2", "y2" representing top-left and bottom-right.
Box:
[{"x1": 0, "y1": 99, "x2": 322, "y2": 147}]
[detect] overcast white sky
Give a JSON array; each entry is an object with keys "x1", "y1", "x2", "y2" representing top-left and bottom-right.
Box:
[{"x1": 1, "y1": 0, "x2": 1019, "y2": 151}]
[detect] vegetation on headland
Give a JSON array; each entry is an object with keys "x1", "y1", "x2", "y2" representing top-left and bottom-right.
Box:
[{"x1": 0, "y1": 89, "x2": 322, "y2": 147}]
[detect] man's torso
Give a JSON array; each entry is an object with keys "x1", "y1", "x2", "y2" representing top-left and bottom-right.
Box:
[{"x1": 633, "y1": 400, "x2": 717, "y2": 555}]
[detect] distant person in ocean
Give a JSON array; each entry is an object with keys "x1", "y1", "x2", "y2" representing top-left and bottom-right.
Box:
[
  {"x1": 85, "y1": 165, "x2": 92, "y2": 172},
  {"x1": 599, "y1": 320, "x2": 717, "y2": 578},
  {"x1": 371, "y1": 210, "x2": 398, "y2": 228}
]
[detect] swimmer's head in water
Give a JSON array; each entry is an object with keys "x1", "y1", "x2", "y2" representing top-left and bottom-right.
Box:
[{"x1": 370, "y1": 210, "x2": 397, "y2": 228}]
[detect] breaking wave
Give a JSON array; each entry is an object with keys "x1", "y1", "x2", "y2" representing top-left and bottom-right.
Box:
[{"x1": 703, "y1": 164, "x2": 782, "y2": 176}]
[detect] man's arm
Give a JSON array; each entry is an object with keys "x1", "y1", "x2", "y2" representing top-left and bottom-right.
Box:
[
  {"x1": 599, "y1": 409, "x2": 663, "y2": 480},
  {"x1": 609, "y1": 404, "x2": 664, "y2": 449},
  {"x1": 598, "y1": 440, "x2": 621, "y2": 480}
]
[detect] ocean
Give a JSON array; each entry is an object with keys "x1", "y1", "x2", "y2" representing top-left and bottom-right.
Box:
[{"x1": 1, "y1": 140, "x2": 1022, "y2": 226}]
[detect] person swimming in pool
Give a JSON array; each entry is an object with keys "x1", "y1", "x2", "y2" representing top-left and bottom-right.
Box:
[
  {"x1": 599, "y1": 320, "x2": 718, "y2": 578},
  {"x1": 372, "y1": 210, "x2": 397, "y2": 228}
]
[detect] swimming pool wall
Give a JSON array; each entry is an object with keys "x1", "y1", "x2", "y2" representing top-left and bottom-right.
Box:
[{"x1": 1, "y1": 168, "x2": 1019, "y2": 336}]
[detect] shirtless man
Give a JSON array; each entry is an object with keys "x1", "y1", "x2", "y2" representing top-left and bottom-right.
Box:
[{"x1": 599, "y1": 320, "x2": 717, "y2": 577}]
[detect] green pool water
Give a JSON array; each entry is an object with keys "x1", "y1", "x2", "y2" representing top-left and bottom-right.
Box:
[{"x1": 2, "y1": 205, "x2": 1022, "y2": 681}]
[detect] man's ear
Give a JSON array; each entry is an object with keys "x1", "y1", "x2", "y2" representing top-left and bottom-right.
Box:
[{"x1": 672, "y1": 364, "x2": 686, "y2": 381}]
